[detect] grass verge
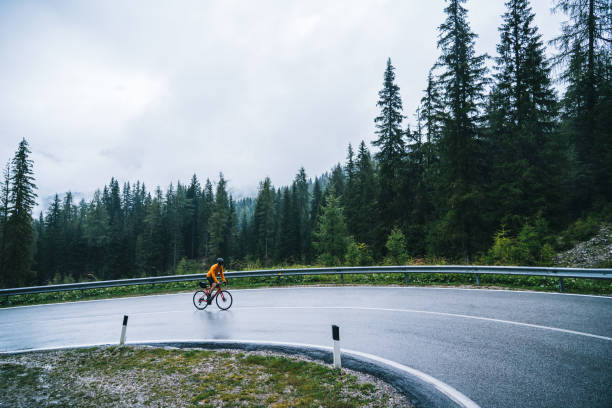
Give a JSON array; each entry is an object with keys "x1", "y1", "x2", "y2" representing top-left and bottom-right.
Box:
[
  {"x1": 0, "y1": 346, "x2": 410, "y2": 408},
  {"x1": 2, "y1": 271, "x2": 610, "y2": 308}
]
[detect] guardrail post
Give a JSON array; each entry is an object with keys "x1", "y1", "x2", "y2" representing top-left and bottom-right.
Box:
[
  {"x1": 558, "y1": 277, "x2": 564, "y2": 292},
  {"x1": 475, "y1": 273, "x2": 480, "y2": 286},
  {"x1": 3, "y1": 295, "x2": 9, "y2": 306},
  {"x1": 340, "y1": 272, "x2": 344, "y2": 284},
  {"x1": 120, "y1": 315, "x2": 128, "y2": 346},
  {"x1": 332, "y1": 325, "x2": 341, "y2": 369},
  {"x1": 403, "y1": 272, "x2": 409, "y2": 285}
]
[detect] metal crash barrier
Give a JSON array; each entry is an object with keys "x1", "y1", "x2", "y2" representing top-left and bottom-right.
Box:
[{"x1": 1, "y1": 265, "x2": 610, "y2": 305}]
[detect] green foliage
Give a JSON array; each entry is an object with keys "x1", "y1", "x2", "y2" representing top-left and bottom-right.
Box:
[
  {"x1": 486, "y1": 222, "x2": 554, "y2": 266},
  {"x1": 384, "y1": 227, "x2": 410, "y2": 265},
  {"x1": 207, "y1": 173, "x2": 230, "y2": 260},
  {"x1": 176, "y1": 258, "x2": 201, "y2": 275},
  {"x1": 486, "y1": 0, "x2": 564, "y2": 231},
  {"x1": 552, "y1": 0, "x2": 612, "y2": 208},
  {"x1": 2, "y1": 139, "x2": 37, "y2": 288},
  {"x1": 556, "y1": 216, "x2": 601, "y2": 250},
  {"x1": 345, "y1": 239, "x2": 374, "y2": 266},
  {"x1": 253, "y1": 177, "x2": 276, "y2": 265},
  {"x1": 0, "y1": 162, "x2": 10, "y2": 288},
  {"x1": 486, "y1": 228, "x2": 514, "y2": 265},
  {"x1": 346, "y1": 142, "x2": 378, "y2": 252},
  {"x1": 313, "y1": 191, "x2": 350, "y2": 266},
  {"x1": 432, "y1": 0, "x2": 489, "y2": 262},
  {"x1": 373, "y1": 58, "x2": 406, "y2": 244}
]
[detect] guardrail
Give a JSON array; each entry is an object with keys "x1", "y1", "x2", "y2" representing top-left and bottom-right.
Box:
[{"x1": 1, "y1": 265, "x2": 610, "y2": 304}]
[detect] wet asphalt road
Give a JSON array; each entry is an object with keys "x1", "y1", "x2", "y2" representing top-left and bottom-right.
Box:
[{"x1": 0, "y1": 286, "x2": 610, "y2": 408}]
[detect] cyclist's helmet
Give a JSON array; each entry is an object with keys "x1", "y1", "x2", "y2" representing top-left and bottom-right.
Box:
[{"x1": 217, "y1": 258, "x2": 224, "y2": 265}]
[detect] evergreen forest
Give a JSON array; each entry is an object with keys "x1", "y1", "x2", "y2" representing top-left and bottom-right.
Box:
[{"x1": 1, "y1": 0, "x2": 611, "y2": 288}]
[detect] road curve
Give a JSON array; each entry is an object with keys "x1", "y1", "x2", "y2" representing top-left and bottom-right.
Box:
[{"x1": 1, "y1": 286, "x2": 610, "y2": 408}]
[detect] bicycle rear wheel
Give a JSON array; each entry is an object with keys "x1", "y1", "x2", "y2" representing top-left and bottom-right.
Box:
[
  {"x1": 193, "y1": 290, "x2": 209, "y2": 310},
  {"x1": 216, "y1": 290, "x2": 233, "y2": 310}
]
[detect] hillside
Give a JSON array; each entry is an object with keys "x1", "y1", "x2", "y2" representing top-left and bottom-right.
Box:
[{"x1": 553, "y1": 225, "x2": 612, "y2": 268}]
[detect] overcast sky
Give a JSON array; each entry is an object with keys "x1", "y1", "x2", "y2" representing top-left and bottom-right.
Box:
[{"x1": 0, "y1": 0, "x2": 565, "y2": 214}]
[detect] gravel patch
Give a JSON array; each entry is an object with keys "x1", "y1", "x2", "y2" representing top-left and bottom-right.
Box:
[{"x1": 0, "y1": 346, "x2": 412, "y2": 408}]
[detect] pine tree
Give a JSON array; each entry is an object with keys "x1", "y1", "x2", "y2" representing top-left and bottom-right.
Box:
[
  {"x1": 224, "y1": 196, "x2": 239, "y2": 265},
  {"x1": 278, "y1": 187, "x2": 297, "y2": 262},
  {"x1": 84, "y1": 190, "x2": 110, "y2": 280},
  {"x1": 405, "y1": 116, "x2": 431, "y2": 256},
  {"x1": 372, "y1": 58, "x2": 406, "y2": 242},
  {"x1": 385, "y1": 227, "x2": 409, "y2": 265},
  {"x1": 101, "y1": 178, "x2": 128, "y2": 279},
  {"x1": 327, "y1": 164, "x2": 345, "y2": 200},
  {"x1": 32, "y1": 212, "x2": 44, "y2": 284},
  {"x1": 353, "y1": 141, "x2": 378, "y2": 249},
  {"x1": 270, "y1": 188, "x2": 281, "y2": 262},
  {"x1": 4, "y1": 139, "x2": 37, "y2": 287},
  {"x1": 200, "y1": 179, "x2": 214, "y2": 259},
  {"x1": 420, "y1": 69, "x2": 443, "y2": 157},
  {"x1": 208, "y1": 174, "x2": 229, "y2": 261},
  {"x1": 129, "y1": 182, "x2": 147, "y2": 277},
  {"x1": 308, "y1": 178, "x2": 324, "y2": 263},
  {"x1": 430, "y1": 0, "x2": 488, "y2": 261},
  {"x1": 142, "y1": 187, "x2": 166, "y2": 275},
  {"x1": 413, "y1": 71, "x2": 443, "y2": 252},
  {"x1": 0, "y1": 162, "x2": 10, "y2": 286},
  {"x1": 238, "y1": 212, "x2": 249, "y2": 260},
  {"x1": 310, "y1": 178, "x2": 323, "y2": 227},
  {"x1": 551, "y1": 0, "x2": 612, "y2": 208},
  {"x1": 293, "y1": 167, "x2": 310, "y2": 261},
  {"x1": 167, "y1": 182, "x2": 189, "y2": 273},
  {"x1": 44, "y1": 194, "x2": 63, "y2": 283},
  {"x1": 185, "y1": 174, "x2": 201, "y2": 259},
  {"x1": 313, "y1": 189, "x2": 349, "y2": 266},
  {"x1": 487, "y1": 0, "x2": 562, "y2": 231},
  {"x1": 253, "y1": 177, "x2": 276, "y2": 264},
  {"x1": 344, "y1": 144, "x2": 360, "y2": 242},
  {"x1": 61, "y1": 191, "x2": 82, "y2": 282},
  {"x1": 74, "y1": 199, "x2": 89, "y2": 278}
]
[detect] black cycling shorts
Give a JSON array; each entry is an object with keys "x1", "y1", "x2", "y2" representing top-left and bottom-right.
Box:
[{"x1": 207, "y1": 276, "x2": 216, "y2": 286}]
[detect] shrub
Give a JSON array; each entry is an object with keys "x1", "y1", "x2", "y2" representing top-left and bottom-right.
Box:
[
  {"x1": 345, "y1": 240, "x2": 374, "y2": 266},
  {"x1": 384, "y1": 227, "x2": 410, "y2": 265},
  {"x1": 486, "y1": 223, "x2": 553, "y2": 266},
  {"x1": 557, "y1": 216, "x2": 600, "y2": 250}
]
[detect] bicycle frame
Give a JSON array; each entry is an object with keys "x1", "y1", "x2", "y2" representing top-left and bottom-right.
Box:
[
  {"x1": 204, "y1": 284, "x2": 227, "y2": 301},
  {"x1": 194, "y1": 282, "x2": 232, "y2": 310},
  {"x1": 210, "y1": 285, "x2": 226, "y2": 301}
]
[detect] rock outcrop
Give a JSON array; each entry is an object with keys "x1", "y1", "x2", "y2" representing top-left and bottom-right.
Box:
[{"x1": 553, "y1": 224, "x2": 612, "y2": 268}]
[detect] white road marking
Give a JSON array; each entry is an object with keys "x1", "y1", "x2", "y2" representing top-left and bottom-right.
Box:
[
  {"x1": 0, "y1": 339, "x2": 481, "y2": 408},
  {"x1": 344, "y1": 347, "x2": 481, "y2": 408},
  {"x1": 233, "y1": 286, "x2": 612, "y2": 299},
  {"x1": 233, "y1": 306, "x2": 612, "y2": 342}
]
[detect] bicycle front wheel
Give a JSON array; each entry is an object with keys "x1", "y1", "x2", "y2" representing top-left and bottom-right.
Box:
[
  {"x1": 216, "y1": 290, "x2": 233, "y2": 310},
  {"x1": 193, "y1": 290, "x2": 209, "y2": 310}
]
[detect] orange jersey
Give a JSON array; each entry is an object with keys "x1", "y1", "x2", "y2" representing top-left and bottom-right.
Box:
[{"x1": 206, "y1": 263, "x2": 225, "y2": 283}]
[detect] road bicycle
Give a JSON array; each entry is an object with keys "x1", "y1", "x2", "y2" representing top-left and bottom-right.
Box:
[{"x1": 193, "y1": 281, "x2": 233, "y2": 310}]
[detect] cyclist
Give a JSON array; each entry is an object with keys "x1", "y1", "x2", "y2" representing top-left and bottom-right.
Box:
[{"x1": 205, "y1": 258, "x2": 226, "y2": 303}]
